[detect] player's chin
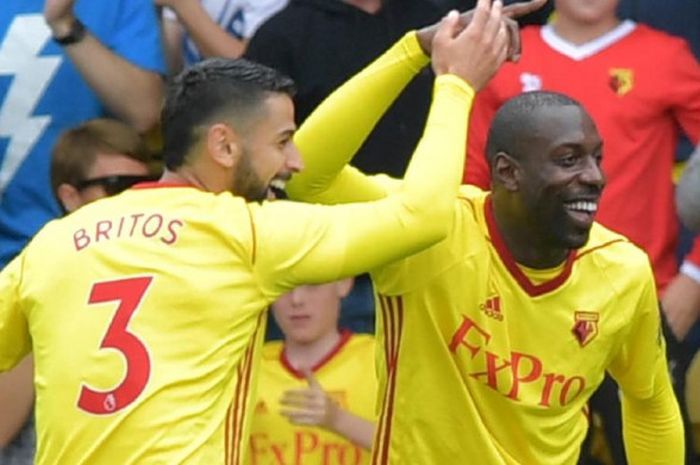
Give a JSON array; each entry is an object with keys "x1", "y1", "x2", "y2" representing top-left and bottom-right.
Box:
[{"x1": 562, "y1": 228, "x2": 592, "y2": 250}]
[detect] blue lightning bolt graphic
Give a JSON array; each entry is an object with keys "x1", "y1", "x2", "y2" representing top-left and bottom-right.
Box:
[{"x1": 0, "y1": 15, "x2": 62, "y2": 198}]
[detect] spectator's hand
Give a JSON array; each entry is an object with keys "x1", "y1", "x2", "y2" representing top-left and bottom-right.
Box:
[
  {"x1": 431, "y1": 0, "x2": 508, "y2": 91},
  {"x1": 417, "y1": 0, "x2": 546, "y2": 61},
  {"x1": 662, "y1": 272, "x2": 700, "y2": 341},
  {"x1": 44, "y1": 0, "x2": 77, "y2": 37},
  {"x1": 153, "y1": 0, "x2": 182, "y2": 8},
  {"x1": 279, "y1": 367, "x2": 340, "y2": 429}
]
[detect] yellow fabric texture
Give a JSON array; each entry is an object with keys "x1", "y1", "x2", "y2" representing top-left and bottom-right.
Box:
[
  {"x1": 287, "y1": 33, "x2": 683, "y2": 465},
  {"x1": 246, "y1": 334, "x2": 376, "y2": 465},
  {"x1": 0, "y1": 31, "x2": 473, "y2": 464}
]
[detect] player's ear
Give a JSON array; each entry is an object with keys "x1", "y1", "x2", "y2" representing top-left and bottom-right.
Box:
[
  {"x1": 56, "y1": 183, "x2": 83, "y2": 213},
  {"x1": 492, "y1": 152, "x2": 520, "y2": 192},
  {"x1": 206, "y1": 123, "x2": 242, "y2": 169}
]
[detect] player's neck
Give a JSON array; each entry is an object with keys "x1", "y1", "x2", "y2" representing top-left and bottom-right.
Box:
[
  {"x1": 284, "y1": 330, "x2": 342, "y2": 370},
  {"x1": 552, "y1": 15, "x2": 621, "y2": 45},
  {"x1": 492, "y1": 203, "x2": 569, "y2": 269}
]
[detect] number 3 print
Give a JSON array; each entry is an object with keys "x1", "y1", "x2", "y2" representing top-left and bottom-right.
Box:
[{"x1": 78, "y1": 277, "x2": 153, "y2": 415}]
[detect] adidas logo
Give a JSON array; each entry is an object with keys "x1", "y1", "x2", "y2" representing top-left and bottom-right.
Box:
[{"x1": 480, "y1": 296, "x2": 503, "y2": 321}]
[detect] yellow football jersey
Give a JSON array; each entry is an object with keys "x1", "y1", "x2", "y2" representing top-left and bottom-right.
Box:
[
  {"x1": 247, "y1": 332, "x2": 376, "y2": 465},
  {"x1": 0, "y1": 29, "x2": 475, "y2": 463},
  {"x1": 286, "y1": 33, "x2": 683, "y2": 465},
  {"x1": 370, "y1": 187, "x2": 675, "y2": 464}
]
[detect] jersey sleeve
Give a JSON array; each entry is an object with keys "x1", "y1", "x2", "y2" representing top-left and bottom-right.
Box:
[
  {"x1": 619, "y1": 355, "x2": 684, "y2": 464},
  {"x1": 667, "y1": 38, "x2": 700, "y2": 145},
  {"x1": 252, "y1": 74, "x2": 475, "y2": 298},
  {"x1": 606, "y1": 266, "x2": 667, "y2": 398},
  {"x1": 286, "y1": 31, "x2": 429, "y2": 204},
  {"x1": 0, "y1": 254, "x2": 31, "y2": 372},
  {"x1": 606, "y1": 266, "x2": 684, "y2": 462},
  {"x1": 462, "y1": 81, "x2": 499, "y2": 189}
]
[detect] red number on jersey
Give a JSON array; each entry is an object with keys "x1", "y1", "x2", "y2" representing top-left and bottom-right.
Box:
[{"x1": 78, "y1": 276, "x2": 153, "y2": 415}]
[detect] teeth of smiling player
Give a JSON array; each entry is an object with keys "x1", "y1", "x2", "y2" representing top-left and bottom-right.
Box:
[
  {"x1": 565, "y1": 201, "x2": 597, "y2": 213},
  {"x1": 270, "y1": 179, "x2": 286, "y2": 191}
]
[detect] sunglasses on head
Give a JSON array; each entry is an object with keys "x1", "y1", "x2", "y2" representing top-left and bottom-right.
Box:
[{"x1": 76, "y1": 174, "x2": 158, "y2": 196}]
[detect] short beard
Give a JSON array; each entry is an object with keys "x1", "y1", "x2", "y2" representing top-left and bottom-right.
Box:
[{"x1": 232, "y1": 147, "x2": 266, "y2": 202}]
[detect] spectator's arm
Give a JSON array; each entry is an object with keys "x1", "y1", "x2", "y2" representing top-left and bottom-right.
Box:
[
  {"x1": 44, "y1": 0, "x2": 163, "y2": 133},
  {"x1": 661, "y1": 265, "x2": 700, "y2": 341},
  {"x1": 157, "y1": 1, "x2": 246, "y2": 61},
  {"x1": 160, "y1": 16, "x2": 185, "y2": 74},
  {"x1": 0, "y1": 356, "x2": 33, "y2": 448}
]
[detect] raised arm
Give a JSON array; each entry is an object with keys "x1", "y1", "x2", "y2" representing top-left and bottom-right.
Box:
[
  {"x1": 44, "y1": 0, "x2": 164, "y2": 133},
  {"x1": 287, "y1": 0, "x2": 546, "y2": 205},
  {"x1": 157, "y1": 0, "x2": 247, "y2": 66},
  {"x1": 257, "y1": 0, "x2": 510, "y2": 293},
  {"x1": 286, "y1": 32, "x2": 430, "y2": 204}
]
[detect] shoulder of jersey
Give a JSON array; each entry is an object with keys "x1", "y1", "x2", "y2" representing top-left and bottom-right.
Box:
[
  {"x1": 579, "y1": 222, "x2": 650, "y2": 271},
  {"x1": 261, "y1": 340, "x2": 285, "y2": 360},
  {"x1": 346, "y1": 332, "x2": 375, "y2": 352}
]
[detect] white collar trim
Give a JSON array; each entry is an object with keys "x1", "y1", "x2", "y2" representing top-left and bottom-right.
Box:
[{"x1": 541, "y1": 20, "x2": 637, "y2": 61}]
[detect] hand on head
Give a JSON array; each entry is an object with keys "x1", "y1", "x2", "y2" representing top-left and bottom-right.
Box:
[
  {"x1": 417, "y1": 0, "x2": 547, "y2": 62},
  {"x1": 431, "y1": 0, "x2": 509, "y2": 91}
]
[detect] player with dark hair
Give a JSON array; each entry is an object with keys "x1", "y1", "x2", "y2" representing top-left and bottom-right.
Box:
[
  {"x1": 0, "y1": 3, "x2": 511, "y2": 463},
  {"x1": 288, "y1": 53, "x2": 683, "y2": 465}
]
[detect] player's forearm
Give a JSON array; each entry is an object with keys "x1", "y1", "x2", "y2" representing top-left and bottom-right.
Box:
[
  {"x1": 60, "y1": 34, "x2": 163, "y2": 133},
  {"x1": 327, "y1": 409, "x2": 375, "y2": 451},
  {"x1": 396, "y1": 75, "x2": 473, "y2": 231},
  {"x1": 167, "y1": 1, "x2": 246, "y2": 59},
  {"x1": 288, "y1": 32, "x2": 429, "y2": 201},
  {"x1": 621, "y1": 362, "x2": 684, "y2": 464}
]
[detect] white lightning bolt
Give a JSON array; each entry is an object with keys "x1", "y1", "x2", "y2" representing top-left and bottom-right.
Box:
[{"x1": 0, "y1": 15, "x2": 62, "y2": 198}]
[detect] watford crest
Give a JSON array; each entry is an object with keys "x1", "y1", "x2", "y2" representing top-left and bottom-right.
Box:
[
  {"x1": 609, "y1": 68, "x2": 634, "y2": 96},
  {"x1": 572, "y1": 311, "x2": 599, "y2": 347}
]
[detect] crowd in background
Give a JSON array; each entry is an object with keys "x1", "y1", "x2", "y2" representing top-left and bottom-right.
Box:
[{"x1": 0, "y1": 0, "x2": 699, "y2": 464}]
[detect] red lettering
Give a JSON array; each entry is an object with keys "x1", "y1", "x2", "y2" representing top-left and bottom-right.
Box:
[
  {"x1": 470, "y1": 351, "x2": 510, "y2": 390},
  {"x1": 74, "y1": 228, "x2": 90, "y2": 251},
  {"x1": 539, "y1": 373, "x2": 566, "y2": 407},
  {"x1": 339, "y1": 445, "x2": 363, "y2": 465},
  {"x1": 560, "y1": 376, "x2": 586, "y2": 406},
  {"x1": 271, "y1": 443, "x2": 288, "y2": 465},
  {"x1": 507, "y1": 352, "x2": 543, "y2": 400},
  {"x1": 323, "y1": 443, "x2": 342, "y2": 465},
  {"x1": 142, "y1": 214, "x2": 163, "y2": 238},
  {"x1": 116, "y1": 216, "x2": 126, "y2": 237},
  {"x1": 95, "y1": 220, "x2": 112, "y2": 242},
  {"x1": 161, "y1": 219, "x2": 184, "y2": 245},
  {"x1": 449, "y1": 315, "x2": 491, "y2": 355},
  {"x1": 128, "y1": 213, "x2": 144, "y2": 236},
  {"x1": 249, "y1": 433, "x2": 269, "y2": 465},
  {"x1": 295, "y1": 431, "x2": 319, "y2": 465}
]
